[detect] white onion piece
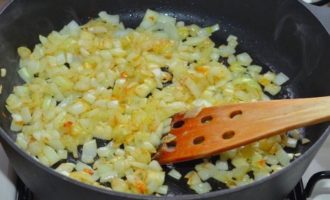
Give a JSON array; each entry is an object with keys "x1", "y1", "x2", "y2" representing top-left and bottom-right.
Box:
[
  {"x1": 18, "y1": 67, "x2": 32, "y2": 83},
  {"x1": 168, "y1": 169, "x2": 182, "y2": 180},
  {"x1": 56, "y1": 163, "x2": 76, "y2": 176},
  {"x1": 43, "y1": 146, "x2": 60, "y2": 166},
  {"x1": 190, "y1": 182, "x2": 212, "y2": 194},
  {"x1": 81, "y1": 140, "x2": 97, "y2": 164},
  {"x1": 236, "y1": 52, "x2": 252, "y2": 66},
  {"x1": 301, "y1": 138, "x2": 311, "y2": 144},
  {"x1": 286, "y1": 138, "x2": 298, "y2": 148},
  {"x1": 264, "y1": 84, "x2": 281, "y2": 96},
  {"x1": 1, "y1": 68, "x2": 6, "y2": 77},
  {"x1": 76, "y1": 161, "x2": 93, "y2": 172},
  {"x1": 157, "y1": 185, "x2": 168, "y2": 195},
  {"x1": 215, "y1": 160, "x2": 229, "y2": 171},
  {"x1": 99, "y1": 11, "x2": 120, "y2": 24},
  {"x1": 16, "y1": 133, "x2": 28, "y2": 150},
  {"x1": 275, "y1": 148, "x2": 291, "y2": 166},
  {"x1": 274, "y1": 72, "x2": 289, "y2": 85}
]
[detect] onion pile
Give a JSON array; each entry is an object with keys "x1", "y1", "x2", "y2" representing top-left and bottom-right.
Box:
[{"x1": 6, "y1": 10, "x2": 302, "y2": 195}]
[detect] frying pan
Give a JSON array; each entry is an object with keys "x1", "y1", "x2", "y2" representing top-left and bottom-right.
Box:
[{"x1": 0, "y1": 0, "x2": 330, "y2": 199}]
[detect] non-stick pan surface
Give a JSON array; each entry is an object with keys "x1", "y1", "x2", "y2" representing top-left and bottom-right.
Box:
[{"x1": 0, "y1": 0, "x2": 330, "y2": 199}]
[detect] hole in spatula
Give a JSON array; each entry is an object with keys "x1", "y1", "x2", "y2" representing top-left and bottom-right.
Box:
[
  {"x1": 230, "y1": 110, "x2": 242, "y2": 119},
  {"x1": 193, "y1": 136, "x2": 205, "y2": 145},
  {"x1": 165, "y1": 141, "x2": 177, "y2": 152},
  {"x1": 172, "y1": 120, "x2": 185, "y2": 128},
  {"x1": 201, "y1": 115, "x2": 213, "y2": 124},
  {"x1": 222, "y1": 131, "x2": 235, "y2": 139}
]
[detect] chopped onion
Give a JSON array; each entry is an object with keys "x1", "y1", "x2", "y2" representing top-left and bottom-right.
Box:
[
  {"x1": 157, "y1": 185, "x2": 168, "y2": 195},
  {"x1": 275, "y1": 148, "x2": 291, "y2": 166},
  {"x1": 190, "y1": 182, "x2": 212, "y2": 194},
  {"x1": 56, "y1": 163, "x2": 76, "y2": 176},
  {"x1": 236, "y1": 52, "x2": 252, "y2": 66},
  {"x1": 43, "y1": 146, "x2": 60, "y2": 166},
  {"x1": 215, "y1": 160, "x2": 229, "y2": 171},
  {"x1": 168, "y1": 169, "x2": 182, "y2": 180},
  {"x1": 301, "y1": 138, "x2": 311, "y2": 144},
  {"x1": 18, "y1": 67, "x2": 32, "y2": 82},
  {"x1": 0, "y1": 68, "x2": 6, "y2": 77},
  {"x1": 16, "y1": 133, "x2": 28, "y2": 150},
  {"x1": 274, "y1": 72, "x2": 289, "y2": 85},
  {"x1": 286, "y1": 138, "x2": 298, "y2": 148},
  {"x1": 185, "y1": 171, "x2": 202, "y2": 186},
  {"x1": 264, "y1": 84, "x2": 281, "y2": 96},
  {"x1": 98, "y1": 11, "x2": 120, "y2": 24},
  {"x1": 81, "y1": 140, "x2": 97, "y2": 164}
]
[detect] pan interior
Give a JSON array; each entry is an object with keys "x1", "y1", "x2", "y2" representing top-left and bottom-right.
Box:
[{"x1": 0, "y1": 0, "x2": 329, "y2": 196}]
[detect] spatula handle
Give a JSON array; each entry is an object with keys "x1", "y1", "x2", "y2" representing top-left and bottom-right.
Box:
[
  {"x1": 223, "y1": 96, "x2": 330, "y2": 145},
  {"x1": 157, "y1": 96, "x2": 330, "y2": 164}
]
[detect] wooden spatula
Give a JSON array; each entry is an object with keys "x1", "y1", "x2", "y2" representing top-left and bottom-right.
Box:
[{"x1": 156, "y1": 96, "x2": 330, "y2": 164}]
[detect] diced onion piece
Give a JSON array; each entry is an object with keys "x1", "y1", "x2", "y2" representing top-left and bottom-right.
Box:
[
  {"x1": 135, "y1": 84, "x2": 151, "y2": 97},
  {"x1": 274, "y1": 72, "x2": 289, "y2": 85},
  {"x1": 20, "y1": 107, "x2": 32, "y2": 123},
  {"x1": 0, "y1": 68, "x2": 6, "y2": 77},
  {"x1": 294, "y1": 153, "x2": 301, "y2": 157},
  {"x1": 275, "y1": 148, "x2": 291, "y2": 166},
  {"x1": 231, "y1": 157, "x2": 249, "y2": 168},
  {"x1": 58, "y1": 149, "x2": 68, "y2": 160},
  {"x1": 271, "y1": 165, "x2": 283, "y2": 172},
  {"x1": 68, "y1": 101, "x2": 88, "y2": 115},
  {"x1": 168, "y1": 169, "x2": 182, "y2": 180},
  {"x1": 111, "y1": 178, "x2": 129, "y2": 192},
  {"x1": 76, "y1": 161, "x2": 93, "y2": 172},
  {"x1": 288, "y1": 129, "x2": 301, "y2": 140},
  {"x1": 195, "y1": 163, "x2": 216, "y2": 181},
  {"x1": 215, "y1": 160, "x2": 229, "y2": 171},
  {"x1": 265, "y1": 155, "x2": 279, "y2": 165},
  {"x1": 81, "y1": 139, "x2": 97, "y2": 164},
  {"x1": 247, "y1": 65, "x2": 262, "y2": 74},
  {"x1": 264, "y1": 84, "x2": 281, "y2": 96},
  {"x1": 236, "y1": 52, "x2": 252, "y2": 66},
  {"x1": 66, "y1": 20, "x2": 81, "y2": 35},
  {"x1": 156, "y1": 185, "x2": 168, "y2": 195},
  {"x1": 99, "y1": 11, "x2": 120, "y2": 24},
  {"x1": 219, "y1": 45, "x2": 235, "y2": 57},
  {"x1": 18, "y1": 67, "x2": 32, "y2": 82},
  {"x1": 16, "y1": 133, "x2": 28, "y2": 149},
  {"x1": 43, "y1": 146, "x2": 61, "y2": 166},
  {"x1": 17, "y1": 46, "x2": 31, "y2": 58},
  {"x1": 56, "y1": 163, "x2": 76, "y2": 176},
  {"x1": 12, "y1": 113, "x2": 23, "y2": 122},
  {"x1": 190, "y1": 182, "x2": 212, "y2": 194},
  {"x1": 227, "y1": 35, "x2": 238, "y2": 47},
  {"x1": 286, "y1": 138, "x2": 298, "y2": 148},
  {"x1": 301, "y1": 138, "x2": 311, "y2": 144},
  {"x1": 185, "y1": 171, "x2": 202, "y2": 186},
  {"x1": 149, "y1": 160, "x2": 162, "y2": 171},
  {"x1": 97, "y1": 146, "x2": 112, "y2": 158}
]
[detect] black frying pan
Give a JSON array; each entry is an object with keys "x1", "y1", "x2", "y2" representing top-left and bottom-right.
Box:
[{"x1": 0, "y1": 0, "x2": 330, "y2": 199}]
